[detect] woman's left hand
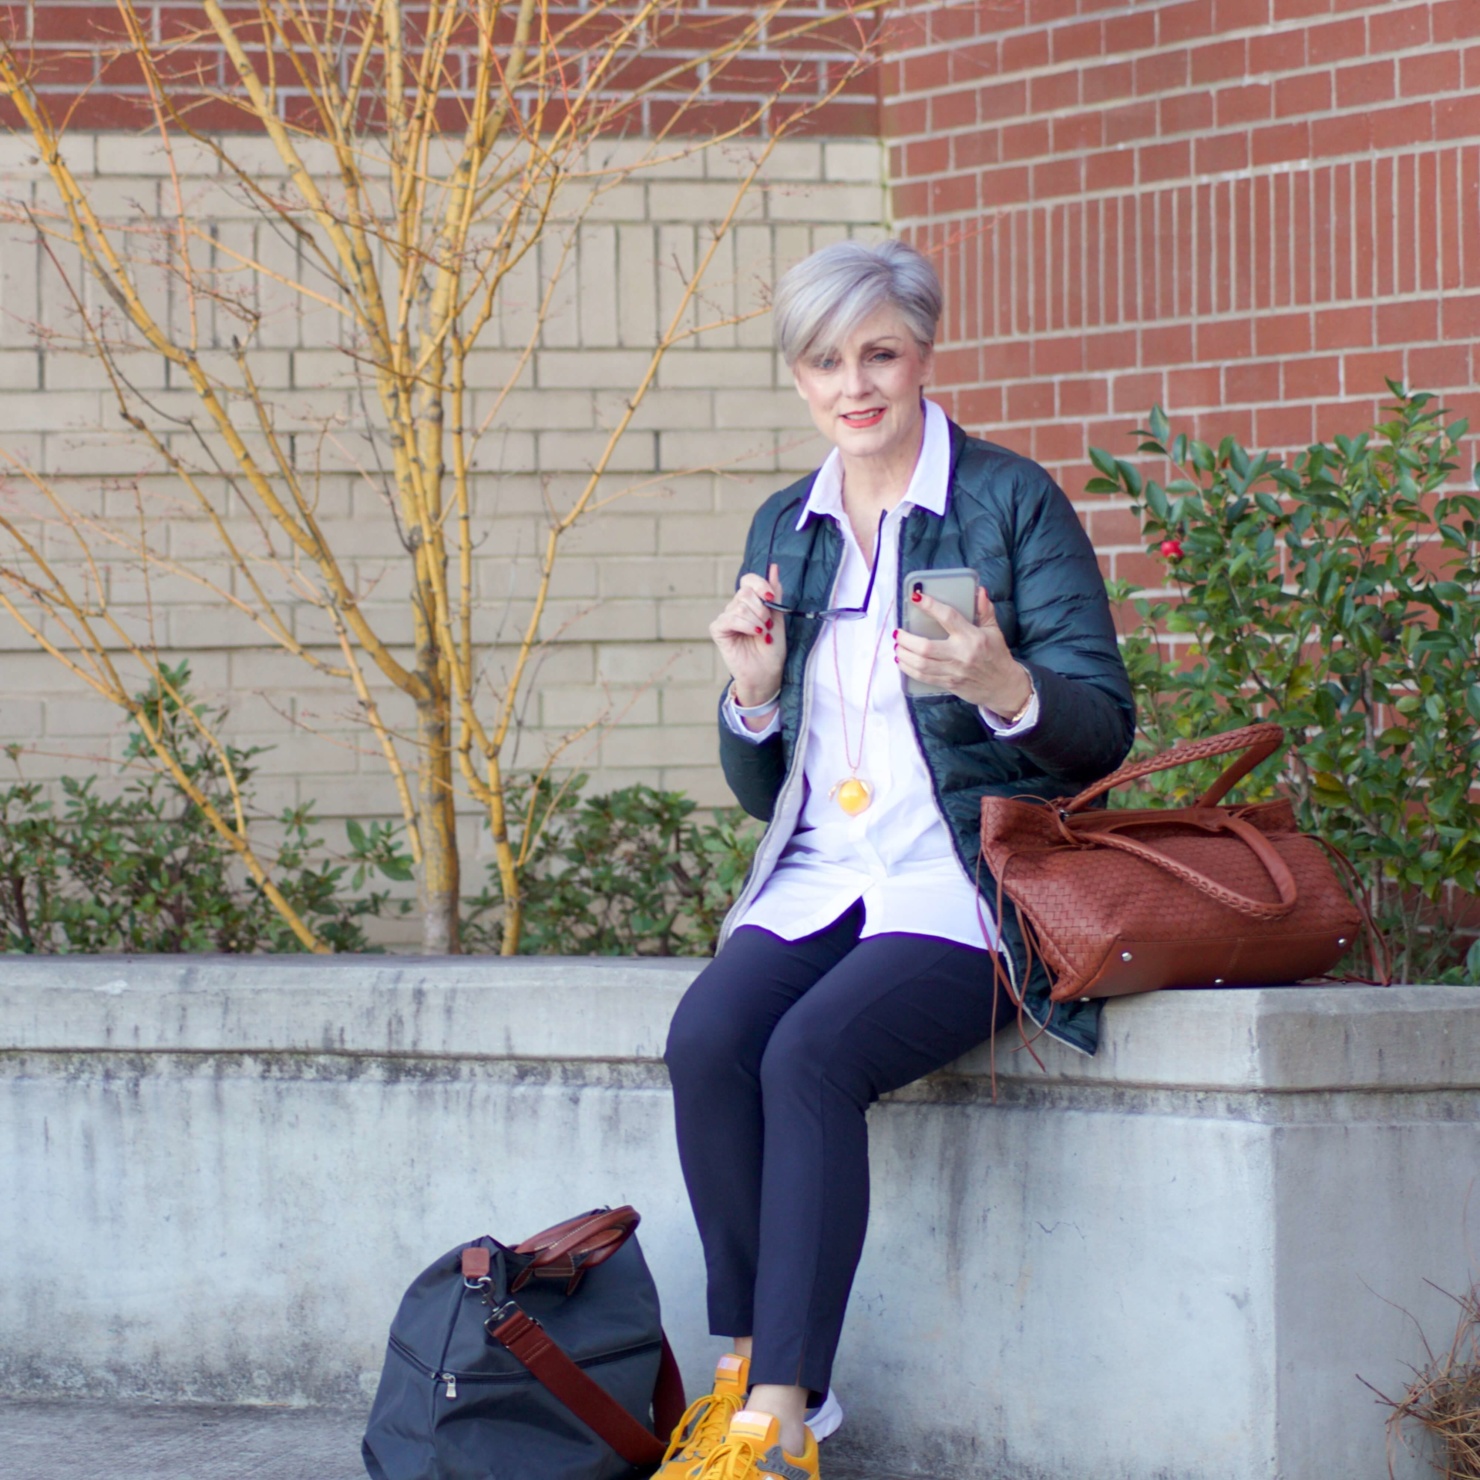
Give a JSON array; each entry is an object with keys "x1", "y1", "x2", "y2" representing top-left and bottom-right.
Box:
[{"x1": 893, "y1": 586, "x2": 1034, "y2": 718}]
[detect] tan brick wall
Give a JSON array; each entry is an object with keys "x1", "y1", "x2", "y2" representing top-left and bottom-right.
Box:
[{"x1": 0, "y1": 135, "x2": 886, "y2": 881}]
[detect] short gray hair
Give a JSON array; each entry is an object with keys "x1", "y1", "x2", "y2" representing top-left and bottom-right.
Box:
[{"x1": 772, "y1": 239, "x2": 942, "y2": 366}]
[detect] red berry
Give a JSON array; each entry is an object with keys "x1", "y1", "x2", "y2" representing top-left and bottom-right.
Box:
[{"x1": 1160, "y1": 538, "x2": 1184, "y2": 559}]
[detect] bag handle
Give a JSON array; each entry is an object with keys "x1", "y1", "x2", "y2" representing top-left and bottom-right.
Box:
[
  {"x1": 1063, "y1": 723, "x2": 1285, "y2": 815},
  {"x1": 487, "y1": 1303, "x2": 684, "y2": 1469},
  {"x1": 511, "y1": 1206, "x2": 640, "y2": 1294},
  {"x1": 1064, "y1": 812, "x2": 1300, "y2": 920}
]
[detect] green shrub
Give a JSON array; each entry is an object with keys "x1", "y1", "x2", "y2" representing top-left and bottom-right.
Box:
[
  {"x1": 1, "y1": 665, "x2": 411, "y2": 953},
  {"x1": 3, "y1": 680, "x2": 759, "y2": 956},
  {"x1": 1091, "y1": 385, "x2": 1480, "y2": 983},
  {"x1": 463, "y1": 774, "x2": 760, "y2": 956}
]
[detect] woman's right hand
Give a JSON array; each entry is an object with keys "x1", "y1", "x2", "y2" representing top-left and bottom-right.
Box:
[{"x1": 709, "y1": 562, "x2": 786, "y2": 722}]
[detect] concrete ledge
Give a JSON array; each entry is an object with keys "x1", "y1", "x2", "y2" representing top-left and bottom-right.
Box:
[
  {"x1": 3, "y1": 958, "x2": 1477, "y2": 1480},
  {"x1": 9, "y1": 955, "x2": 1476, "y2": 1091}
]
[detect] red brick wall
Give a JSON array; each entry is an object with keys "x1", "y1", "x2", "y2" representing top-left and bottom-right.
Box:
[
  {"x1": 884, "y1": 0, "x2": 1480, "y2": 579},
  {"x1": 0, "y1": 1, "x2": 879, "y2": 135}
]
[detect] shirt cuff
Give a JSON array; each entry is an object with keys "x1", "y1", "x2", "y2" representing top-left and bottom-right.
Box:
[
  {"x1": 722, "y1": 686, "x2": 781, "y2": 743},
  {"x1": 978, "y1": 684, "x2": 1040, "y2": 739}
]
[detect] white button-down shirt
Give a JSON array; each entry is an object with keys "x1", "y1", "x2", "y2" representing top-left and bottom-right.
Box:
[{"x1": 722, "y1": 399, "x2": 1038, "y2": 948}]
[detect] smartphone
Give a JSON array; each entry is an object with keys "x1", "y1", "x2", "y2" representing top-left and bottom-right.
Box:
[{"x1": 901, "y1": 566, "x2": 979, "y2": 697}]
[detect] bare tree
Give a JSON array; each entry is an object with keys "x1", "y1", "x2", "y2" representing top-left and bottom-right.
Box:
[{"x1": 0, "y1": 0, "x2": 879, "y2": 952}]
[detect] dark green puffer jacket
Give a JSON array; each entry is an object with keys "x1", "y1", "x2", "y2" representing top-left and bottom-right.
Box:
[{"x1": 717, "y1": 419, "x2": 1136, "y2": 1055}]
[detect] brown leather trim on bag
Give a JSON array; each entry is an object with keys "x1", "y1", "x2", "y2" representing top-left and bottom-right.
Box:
[
  {"x1": 654, "y1": 1335, "x2": 687, "y2": 1440},
  {"x1": 511, "y1": 1206, "x2": 641, "y2": 1294},
  {"x1": 488, "y1": 1304, "x2": 666, "y2": 1468}
]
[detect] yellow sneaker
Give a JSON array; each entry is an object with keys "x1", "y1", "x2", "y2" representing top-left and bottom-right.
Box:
[
  {"x1": 655, "y1": 1353, "x2": 751, "y2": 1478},
  {"x1": 693, "y1": 1409, "x2": 820, "y2": 1480}
]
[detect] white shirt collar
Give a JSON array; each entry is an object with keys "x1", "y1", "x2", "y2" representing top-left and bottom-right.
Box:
[{"x1": 796, "y1": 398, "x2": 952, "y2": 529}]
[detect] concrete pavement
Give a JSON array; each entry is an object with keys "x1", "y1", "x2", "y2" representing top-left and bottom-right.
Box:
[{"x1": 0, "y1": 1400, "x2": 932, "y2": 1480}]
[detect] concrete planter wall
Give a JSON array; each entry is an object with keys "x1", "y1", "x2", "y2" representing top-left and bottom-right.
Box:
[{"x1": 2, "y1": 958, "x2": 1477, "y2": 1480}]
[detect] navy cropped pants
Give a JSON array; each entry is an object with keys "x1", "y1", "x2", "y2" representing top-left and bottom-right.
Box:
[{"x1": 664, "y1": 901, "x2": 1012, "y2": 1398}]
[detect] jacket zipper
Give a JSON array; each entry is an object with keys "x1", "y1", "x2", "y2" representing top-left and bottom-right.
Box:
[
  {"x1": 721, "y1": 507, "x2": 846, "y2": 943},
  {"x1": 893, "y1": 509, "x2": 1054, "y2": 1044},
  {"x1": 897, "y1": 684, "x2": 1046, "y2": 1036},
  {"x1": 718, "y1": 628, "x2": 825, "y2": 947}
]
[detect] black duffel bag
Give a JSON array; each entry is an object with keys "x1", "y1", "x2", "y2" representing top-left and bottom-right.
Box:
[{"x1": 363, "y1": 1206, "x2": 686, "y2": 1480}]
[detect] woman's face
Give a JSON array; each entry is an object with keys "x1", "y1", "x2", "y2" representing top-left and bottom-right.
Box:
[{"x1": 792, "y1": 303, "x2": 933, "y2": 467}]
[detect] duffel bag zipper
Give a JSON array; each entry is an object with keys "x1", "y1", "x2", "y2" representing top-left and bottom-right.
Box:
[
  {"x1": 389, "y1": 1331, "x2": 663, "y2": 1400},
  {"x1": 387, "y1": 1334, "x2": 460, "y2": 1400}
]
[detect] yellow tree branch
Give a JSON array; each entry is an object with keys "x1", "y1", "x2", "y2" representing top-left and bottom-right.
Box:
[{"x1": 0, "y1": 0, "x2": 886, "y2": 956}]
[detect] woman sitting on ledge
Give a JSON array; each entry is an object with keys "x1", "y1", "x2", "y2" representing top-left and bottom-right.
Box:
[{"x1": 660, "y1": 239, "x2": 1134, "y2": 1480}]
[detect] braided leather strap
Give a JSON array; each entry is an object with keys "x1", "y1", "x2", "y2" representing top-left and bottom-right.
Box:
[
  {"x1": 1072, "y1": 813, "x2": 1299, "y2": 920},
  {"x1": 1064, "y1": 722, "x2": 1285, "y2": 815}
]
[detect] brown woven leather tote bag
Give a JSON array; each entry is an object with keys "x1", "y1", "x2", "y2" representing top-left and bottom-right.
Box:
[{"x1": 979, "y1": 723, "x2": 1371, "y2": 1004}]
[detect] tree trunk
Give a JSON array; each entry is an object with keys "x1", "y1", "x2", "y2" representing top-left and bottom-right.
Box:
[
  {"x1": 485, "y1": 781, "x2": 523, "y2": 956},
  {"x1": 418, "y1": 695, "x2": 462, "y2": 954}
]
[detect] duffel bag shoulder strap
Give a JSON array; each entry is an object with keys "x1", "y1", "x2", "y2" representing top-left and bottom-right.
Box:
[
  {"x1": 653, "y1": 1334, "x2": 685, "y2": 1439},
  {"x1": 487, "y1": 1302, "x2": 683, "y2": 1470}
]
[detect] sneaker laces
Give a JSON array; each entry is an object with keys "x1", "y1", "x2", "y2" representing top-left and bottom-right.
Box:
[
  {"x1": 692, "y1": 1432, "x2": 766, "y2": 1479},
  {"x1": 661, "y1": 1389, "x2": 745, "y2": 1466}
]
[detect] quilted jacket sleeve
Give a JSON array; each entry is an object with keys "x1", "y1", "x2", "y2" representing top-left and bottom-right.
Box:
[
  {"x1": 1002, "y1": 469, "x2": 1135, "y2": 785},
  {"x1": 719, "y1": 695, "x2": 787, "y2": 820},
  {"x1": 715, "y1": 498, "x2": 790, "y2": 821}
]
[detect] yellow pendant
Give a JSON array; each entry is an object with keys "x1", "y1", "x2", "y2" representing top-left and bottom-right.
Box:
[{"x1": 830, "y1": 777, "x2": 873, "y2": 816}]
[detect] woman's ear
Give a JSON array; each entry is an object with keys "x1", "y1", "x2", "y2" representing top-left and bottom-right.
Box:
[{"x1": 918, "y1": 340, "x2": 935, "y2": 387}]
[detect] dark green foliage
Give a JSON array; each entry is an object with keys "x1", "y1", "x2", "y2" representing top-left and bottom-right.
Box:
[
  {"x1": 1, "y1": 664, "x2": 412, "y2": 953},
  {"x1": 2, "y1": 683, "x2": 757, "y2": 956},
  {"x1": 463, "y1": 774, "x2": 760, "y2": 956},
  {"x1": 1092, "y1": 386, "x2": 1480, "y2": 983}
]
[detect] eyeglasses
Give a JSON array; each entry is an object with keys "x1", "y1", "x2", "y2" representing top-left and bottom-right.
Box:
[{"x1": 758, "y1": 497, "x2": 886, "y2": 621}]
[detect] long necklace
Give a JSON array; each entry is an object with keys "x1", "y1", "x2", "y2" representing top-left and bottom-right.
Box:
[{"x1": 828, "y1": 594, "x2": 891, "y2": 816}]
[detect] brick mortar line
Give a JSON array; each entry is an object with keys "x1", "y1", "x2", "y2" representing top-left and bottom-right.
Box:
[
  {"x1": 888, "y1": 113, "x2": 1479, "y2": 160},
  {"x1": 887, "y1": 133, "x2": 1480, "y2": 175},
  {"x1": 886, "y1": 296, "x2": 1480, "y2": 326},
  {"x1": 954, "y1": 294, "x2": 1479, "y2": 323},
  {"x1": 885, "y1": 56, "x2": 1465, "y2": 102},
  {"x1": 889, "y1": 143, "x2": 1480, "y2": 214},
  {"x1": 885, "y1": 0, "x2": 1454, "y2": 50},
  {"x1": 940, "y1": 347, "x2": 1469, "y2": 370},
  {"x1": 884, "y1": 37, "x2": 1465, "y2": 89}
]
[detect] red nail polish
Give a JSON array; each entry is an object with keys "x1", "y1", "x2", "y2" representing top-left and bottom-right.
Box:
[
  {"x1": 911, "y1": 590, "x2": 922, "y2": 603},
  {"x1": 763, "y1": 592, "x2": 774, "y2": 602},
  {"x1": 764, "y1": 633, "x2": 773, "y2": 645},
  {"x1": 765, "y1": 617, "x2": 774, "y2": 628},
  {"x1": 892, "y1": 629, "x2": 898, "y2": 638},
  {"x1": 755, "y1": 626, "x2": 763, "y2": 634}
]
